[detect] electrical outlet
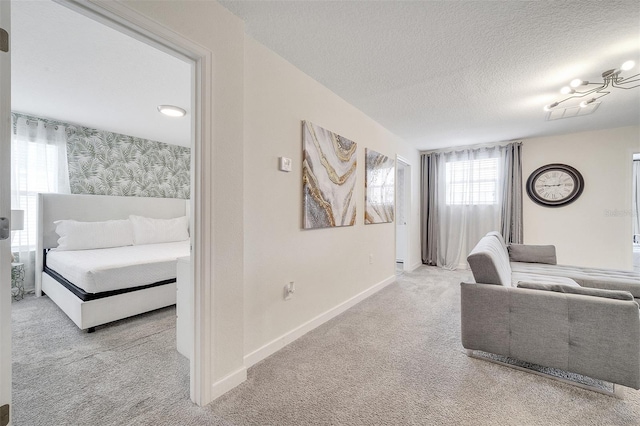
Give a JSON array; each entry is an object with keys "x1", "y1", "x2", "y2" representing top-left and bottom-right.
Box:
[
  {"x1": 284, "y1": 281, "x2": 295, "y2": 301},
  {"x1": 369, "y1": 254, "x2": 374, "y2": 264}
]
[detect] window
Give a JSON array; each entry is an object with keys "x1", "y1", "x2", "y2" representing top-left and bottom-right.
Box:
[
  {"x1": 11, "y1": 116, "x2": 69, "y2": 253},
  {"x1": 445, "y1": 157, "x2": 499, "y2": 205}
]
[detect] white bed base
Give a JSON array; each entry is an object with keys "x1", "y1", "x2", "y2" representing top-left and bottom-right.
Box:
[
  {"x1": 36, "y1": 193, "x2": 189, "y2": 331},
  {"x1": 42, "y1": 273, "x2": 177, "y2": 331}
]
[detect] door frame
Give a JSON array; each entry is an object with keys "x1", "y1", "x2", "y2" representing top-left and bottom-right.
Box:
[
  {"x1": 53, "y1": 0, "x2": 213, "y2": 405},
  {"x1": 1, "y1": 0, "x2": 13, "y2": 422},
  {"x1": 396, "y1": 156, "x2": 412, "y2": 272}
]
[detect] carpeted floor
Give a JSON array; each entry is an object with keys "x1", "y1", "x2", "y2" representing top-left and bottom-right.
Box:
[{"x1": 11, "y1": 266, "x2": 640, "y2": 425}]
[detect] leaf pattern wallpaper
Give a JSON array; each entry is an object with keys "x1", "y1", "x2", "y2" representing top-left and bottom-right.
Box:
[{"x1": 12, "y1": 112, "x2": 191, "y2": 199}]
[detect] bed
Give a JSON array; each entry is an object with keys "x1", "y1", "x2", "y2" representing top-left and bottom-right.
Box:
[{"x1": 36, "y1": 193, "x2": 190, "y2": 332}]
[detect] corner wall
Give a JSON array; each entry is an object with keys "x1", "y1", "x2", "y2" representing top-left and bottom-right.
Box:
[
  {"x1": 243, "y1": 37, "x2": 421, "y2": 358},
  {"x1": 522, "y1": 126, "x2": 639, "y2": 269}
]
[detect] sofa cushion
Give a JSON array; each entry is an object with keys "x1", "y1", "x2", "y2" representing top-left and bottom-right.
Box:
[
  {"x1": 508, "y1": 244, "x2": 557, "y2": 265},
  {"x1": 511, "y1": 262, "x2": 640, "y2": 298},
  {"x1": 467, "y1": 235, "x2": 512, "y2": 286},
  {"x1": 517, "y1": 282, "x2": 635, "y2": 301},
  {"x1": 512, "y1": 273, "x2": 579, "y2": 287}
]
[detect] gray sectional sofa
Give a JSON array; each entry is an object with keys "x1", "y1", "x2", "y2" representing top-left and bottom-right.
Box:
[{"x1": 461, "y1": 232, "x2": 640, "y2": 393}]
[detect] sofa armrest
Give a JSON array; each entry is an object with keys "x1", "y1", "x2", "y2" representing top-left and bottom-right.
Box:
[
  {"x1": 508, "y1": 244, "x2": 556, "y2": 264},
  {"x1": 461, "y1": 282, "x2": 640, "y2": 389}
]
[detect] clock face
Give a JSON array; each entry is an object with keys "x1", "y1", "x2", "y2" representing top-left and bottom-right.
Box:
[{"x1": 526, "y1": 164, "x2": 584, "y2": 207}]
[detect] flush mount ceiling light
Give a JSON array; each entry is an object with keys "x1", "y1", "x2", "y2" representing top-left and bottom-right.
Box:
[
  {"x1": 157, "y1": 105, "x2": 187, "y2": 117},
  {"x1": 543, "y1": 60, "x2": 639, "y2": 112}
]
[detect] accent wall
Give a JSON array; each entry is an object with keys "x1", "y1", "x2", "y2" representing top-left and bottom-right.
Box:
[{"x1": 12, "y1": 112, "x2": 191, "y2": 199}]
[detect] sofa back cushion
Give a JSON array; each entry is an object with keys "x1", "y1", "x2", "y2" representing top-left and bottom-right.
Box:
[
  {"x1": 517, "y1": 282, "x2": 635, "y2": 301},
  {"x1": 508, "y1": 244, "x2": 557, "y2": 264},
  {"x1": 486, "y1": 231, "x2": 509, "y2": 258},
  {"x1": 467, "y1": 234, "x2": 512, "y2": 286}
]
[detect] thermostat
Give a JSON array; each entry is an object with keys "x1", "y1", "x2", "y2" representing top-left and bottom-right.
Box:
[{"x1": 279, "y1": 157, "x2": 292, "y2": 172}]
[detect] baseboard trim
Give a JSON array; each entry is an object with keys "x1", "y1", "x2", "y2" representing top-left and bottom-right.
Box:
[
  {"x1": 406, "y1": 261, "x2": 423, "y2": 272},
  {"x1": 211, "y1": 366, "x2": 247, "y2": 400},
  {"x1": 244, "y1": 275, "x2": 396, "y2": 368}
]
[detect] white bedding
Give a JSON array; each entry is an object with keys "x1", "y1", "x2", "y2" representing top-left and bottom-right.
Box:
[{"x1": 46, "y1": 240, "x2": 190, "y2": 294}]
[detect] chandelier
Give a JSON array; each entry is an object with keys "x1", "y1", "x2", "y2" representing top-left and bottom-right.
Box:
[{"x1": 544, "y1": 60, "x2": 639, "y2": 111}]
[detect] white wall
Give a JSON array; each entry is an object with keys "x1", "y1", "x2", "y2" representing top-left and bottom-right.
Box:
[
  {"x1": 522, "y1": 126, "x2": 640, "y2": 270},
  {"x1": 243, "y1": 36, "x2": 421, "y2": 358}
]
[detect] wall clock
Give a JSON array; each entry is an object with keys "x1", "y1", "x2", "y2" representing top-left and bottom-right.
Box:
[{"x1": 526, "y1": 163, "x2": 584, "y2": 207}]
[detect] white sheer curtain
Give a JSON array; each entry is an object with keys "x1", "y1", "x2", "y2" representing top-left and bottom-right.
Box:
[
  {"x1": 435, "y1": 145, "x2": 504, "y2": 269},
  {"x1": 11, "y1": 116, "x2": 70, "y2": 290}
]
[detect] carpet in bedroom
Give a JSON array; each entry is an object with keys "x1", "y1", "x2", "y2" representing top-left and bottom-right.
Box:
[{"x1": 11, "y1": 267, "x2": 640, "y2": 425}]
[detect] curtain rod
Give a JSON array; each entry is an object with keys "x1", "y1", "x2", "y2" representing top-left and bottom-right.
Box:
[
  {"x1": 23, "y1": 118, "x2": 61, "y2": 131},
  {"x1": 420, "y1": 140, "x2": 521, "y2": 155}
]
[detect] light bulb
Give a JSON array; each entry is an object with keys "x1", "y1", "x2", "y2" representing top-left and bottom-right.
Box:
[
  {"x1": 157, "y1": 105, "x2": 187, "y2": 117},
  {"x1": 543, "y1": 102, "x2": 559, "y2": 111},
  {"x1": 560, "y1": 86, "x2": 575, "y2": 95},
  {"x1": 621, "y1": 60, "x2": 635, "y2": 71},
  {"x1": 570, "y1": 79, "x2": 583, "y2": 88},
  {"x1": 579, "y1": 98, "x2": 595, "y2": 108}
]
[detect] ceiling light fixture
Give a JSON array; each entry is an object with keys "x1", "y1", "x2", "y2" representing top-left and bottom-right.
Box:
[
  {"x1": 579, "y1": 98, "x2": 596, "y2": 108},
  {"x1": 544, "y1": 60, "x2": 639, "y2": 111},
  {"x1": 157, "y1": 105, "x2": 186, "y2": 117}
]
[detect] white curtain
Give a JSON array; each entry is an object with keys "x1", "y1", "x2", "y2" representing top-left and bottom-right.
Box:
[
  {"x1": 633, "y1": 160, "x2": 640, "y2": 239},
  {"x1": 11, "y1": 116, "x2": 70, "y2": 290},
  {"x1": 435, "y1": 145, "x2": 504, "y2": 269}
]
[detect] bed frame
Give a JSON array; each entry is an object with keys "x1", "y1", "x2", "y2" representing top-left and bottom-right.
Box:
[{"x1": 36, "y1": 193, "x2": 189, "y2": 332}]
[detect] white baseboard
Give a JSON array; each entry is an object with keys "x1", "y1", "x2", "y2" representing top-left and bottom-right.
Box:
[
  {"x1": 211, "y1": 366, "x2": 247, "y2": 400},
  {"x1": 244, "y1": 275, "x2": 396, "y2": 368},
  {"x1": 406, "y1": 261, "x2": 423, "y2": 272}
]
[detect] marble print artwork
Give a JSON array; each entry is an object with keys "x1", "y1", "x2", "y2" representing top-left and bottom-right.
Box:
[
  {"x1": 365, "y1": 148, "x2": 395, "y2": 224},
  {"x1": 302, "y1": 121, "x2": 357, "y2": 229}
]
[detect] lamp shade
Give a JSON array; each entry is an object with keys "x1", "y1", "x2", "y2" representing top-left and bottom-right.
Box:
[{"x1": 11, "y1": 210, "x2": 24, "y2": 231}]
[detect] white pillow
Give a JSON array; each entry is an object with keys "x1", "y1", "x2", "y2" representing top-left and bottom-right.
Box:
[
  {"x1": 129, "y1": 215, "x2": 189, "y2": 245},
  {"x1": 54, "y1": 219, "x2": 134, "y2": 251}
]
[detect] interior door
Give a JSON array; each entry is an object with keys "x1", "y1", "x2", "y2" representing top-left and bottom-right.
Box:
[
  {"x1": 396, "y1": 162, "x2": 407, "y2": 263},
  {"x1": 0, "y1": 1, "x2": 12, "y2": 424}
]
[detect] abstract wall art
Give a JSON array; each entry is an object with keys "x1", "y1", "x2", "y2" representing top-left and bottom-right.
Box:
[
  {"x1": 302, "y1": 121, "x2": 357, "y2": 229},
  {"x1": 365, "y1": 148, "x2": 395, "y2": 224}
]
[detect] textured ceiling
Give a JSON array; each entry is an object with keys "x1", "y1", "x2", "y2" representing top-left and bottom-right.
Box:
[
  {"x1": 11, "y1": 0, "x2": 191, "y2": 147},
  {"x1": 220, "y1": 0, "x2": 640, "y2": 150}
]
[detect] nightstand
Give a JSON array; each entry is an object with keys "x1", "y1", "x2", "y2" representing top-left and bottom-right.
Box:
[{"x1": 11, "y1": 262, "x2": 25, "y2": 301}]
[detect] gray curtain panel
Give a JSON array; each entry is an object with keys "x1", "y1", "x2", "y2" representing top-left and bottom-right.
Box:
[
  {"x1": 421, "y1": 152, "x2": 438, "y2": 265},
  {"x1": 420, "y1": 142, "x2": 523, "y2": 267},
  {"x1": 500, "y1": 142, "x2": 523, "y2": 244}
]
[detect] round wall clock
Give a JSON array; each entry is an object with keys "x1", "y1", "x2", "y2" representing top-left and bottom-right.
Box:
[{"x1": 526, "y1": 163, "x2": 584, "y2": 207}]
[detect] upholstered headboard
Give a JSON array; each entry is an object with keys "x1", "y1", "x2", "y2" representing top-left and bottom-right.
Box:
[{"x1": 35, "y1": 193, "x2": 189, "y2": 295}]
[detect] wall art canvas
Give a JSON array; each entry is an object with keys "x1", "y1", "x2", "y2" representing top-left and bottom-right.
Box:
[
  {"x1": 365, "y1": 148, "x2": 395, "y2": 224},
  {"x1": 302, "y1": 121, "x2": 357, "y2": 229}
]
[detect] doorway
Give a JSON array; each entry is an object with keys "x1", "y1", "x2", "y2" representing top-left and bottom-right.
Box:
[
  {"x1": 633, "y1": 153, "x2": 639, "y2": 272},
  {"x1": 396, "y1": 157, "x2": 411, "y2": 272},
  {"x1": 3, "y1": 0, "x2": 209, "y2": 423}
]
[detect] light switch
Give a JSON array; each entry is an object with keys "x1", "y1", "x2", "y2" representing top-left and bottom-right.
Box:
[{"x1": 279, "y1": 157, "x2": 292, "y2": 172}]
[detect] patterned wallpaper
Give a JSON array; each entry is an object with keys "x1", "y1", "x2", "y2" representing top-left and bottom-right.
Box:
[{"x1": 12, "y1": 112, "x2": 191, "y2": 199}]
